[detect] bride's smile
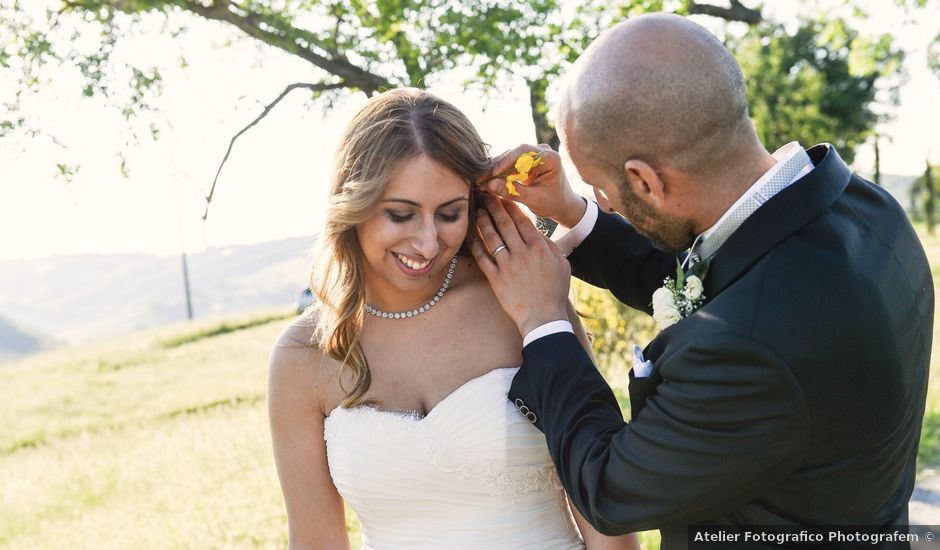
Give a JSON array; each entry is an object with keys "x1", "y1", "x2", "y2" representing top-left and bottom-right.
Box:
[{"x1": 393, "y1": 252, "x2": 433, "y2": 274}]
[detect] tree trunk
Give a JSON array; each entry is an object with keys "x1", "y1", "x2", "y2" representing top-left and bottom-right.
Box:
[
  {"x1": 526, "y1": 79, "x2": 560, "y2": 235},
  {"x1": 874, "y1": 135, "x2": 881, "y2": 186},
  {"x1": 527, "y1": 79, "x2": 559, "y2": 150},
  {"x1": 926, "y1": 159, "x2": 936, "y2": 235}
]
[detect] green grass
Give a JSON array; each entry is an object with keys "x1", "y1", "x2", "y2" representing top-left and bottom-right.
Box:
[
  {"x1": 0, "y1": 310, "x2": 292, "y2": 549},
  {"x1": 3, "y1": 221, "x2": 940, "y2": 549},
  {"x1": 919, "y1": 411, "x2": 940, "y2": 471},
  {"x1": 159, "y1": 311, "x2": 296, "y2": 349},
  {"x1": 918, "y1": 223, "x2": 940, "y2": 473},
  {"x1": 915, "y1": 225, "x2": 940, "y2": 475}
]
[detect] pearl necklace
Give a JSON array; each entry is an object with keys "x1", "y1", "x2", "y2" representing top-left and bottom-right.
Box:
[{"x1": 364, "y1": 256, "x2": 458, "y2": 319}]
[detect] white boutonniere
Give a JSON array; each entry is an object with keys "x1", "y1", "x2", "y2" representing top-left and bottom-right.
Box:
[{"x1": 652, "y1": 259, "x2": 708, "y2": 330}]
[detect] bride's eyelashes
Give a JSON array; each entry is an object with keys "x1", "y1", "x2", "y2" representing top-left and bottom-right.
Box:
[
  {"x1": 385, "y1": 210, "x2": 464, "y2": 224},
  {"x1": 437, "y1": 211, "x2": 462, "y2": 222},
  {"x1": 386, "y1": 211, "x2": 413, "y2": 223}
]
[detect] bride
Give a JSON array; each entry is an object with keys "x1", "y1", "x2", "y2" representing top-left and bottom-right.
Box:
[{"x1": 268, "y1": 88, "x2": 639, "y2": 550}]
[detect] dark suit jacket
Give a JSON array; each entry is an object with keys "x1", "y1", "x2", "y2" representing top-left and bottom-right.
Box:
[{"x1": 508, "y1": 145, "x2": 933, "y2": 548}]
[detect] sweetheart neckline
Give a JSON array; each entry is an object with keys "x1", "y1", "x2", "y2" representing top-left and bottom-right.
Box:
[{"x1": 326, "y1": 366, "x2": 520, "y2": 423}]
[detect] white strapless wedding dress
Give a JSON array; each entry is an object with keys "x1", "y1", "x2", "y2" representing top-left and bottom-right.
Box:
[{"x1": 324, "y1": 367, "x2": 585, "y2": 549}]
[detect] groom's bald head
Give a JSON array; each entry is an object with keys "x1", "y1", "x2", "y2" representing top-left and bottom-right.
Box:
[{"x1": 559, "y1": 14, "x2": 755, "y2": 178}]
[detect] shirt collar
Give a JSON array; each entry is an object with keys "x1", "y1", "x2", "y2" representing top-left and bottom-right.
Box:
[{"x1": 701, "y1": 142, "x2": 809, "y2": 242}]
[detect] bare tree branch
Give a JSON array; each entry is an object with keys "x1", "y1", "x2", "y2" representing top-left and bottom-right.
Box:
[
  {"x1": 687, "y1": 0, "x2": 763, "y2": 24},
  {"x1": 177, "y1": 1, "x2": 392, "y2": 93},
  {"x1": 202, "y1": 81, "x2": 346, "y2": 221}
]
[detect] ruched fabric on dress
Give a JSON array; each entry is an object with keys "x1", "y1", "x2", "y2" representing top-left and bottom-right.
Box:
[{"x1": 324, "y1": 367, "x2": 585, "y2": 550}]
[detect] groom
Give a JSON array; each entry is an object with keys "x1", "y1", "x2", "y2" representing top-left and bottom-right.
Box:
[{"x1": 470, "y1": 13, "x2": 932, "y2": 549}]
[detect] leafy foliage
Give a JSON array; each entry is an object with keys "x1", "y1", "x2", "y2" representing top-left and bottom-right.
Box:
[
  {"x1": 732, "y1": 18, "x2": 903, "y2": 164},
  {"x1": 573, "y1": 279, "x2": 656, "y2": 374},
  {"x1": 0, "y1": 2, "x2": 167, "y2": 157},
  {"x1": 930, "y1": 31, "x2": 940, "y2": 81},
  {"x1": 919, "y1": 410, "x2": 940, "y2": 470},
  {"x1": 0, "y1": 1, "x2": 917, "y2": 182},
  {"x1": 910, "y1": 161, "x2": 939, "y2": 233}
]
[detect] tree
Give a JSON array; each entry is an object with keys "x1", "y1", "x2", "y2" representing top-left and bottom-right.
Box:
[
  {"x1": 913, "y1": 158, "x2": 938, "y2": 234},
  {"x1": 926, "y1": 160, "x2": 936, "y2": 234},
  {"x1": 731, "y1": 18, "x2": 903, "y2": 165},
  {"x1": 0, "y1": 2, "x2": 782, "y2": 208},
  {"x1": 0, "y1": 1, "x2": 914, "y2": 219},
  {"x1": 1, "y1": 0, "x2": 556, "y2": 214},
  {"x1": 874, "y1": 134, "x2": 882, "y2": 186}
]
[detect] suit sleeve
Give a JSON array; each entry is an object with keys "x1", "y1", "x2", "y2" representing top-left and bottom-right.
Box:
[
  {"x1": 508, "y1": 331, "x2": 810, "y2": 534},
  {"x1": 568, "y1": 209, "x2": 679, "y2": 314}
]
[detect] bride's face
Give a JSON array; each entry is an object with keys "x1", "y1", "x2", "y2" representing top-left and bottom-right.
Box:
[{"x1": 356, "y1": 154, "x2": 470, "y2": 300}]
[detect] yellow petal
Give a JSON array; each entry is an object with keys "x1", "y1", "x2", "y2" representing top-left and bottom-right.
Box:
[
  {"x1": 515, "y1": 152, "x2": 536, "y2": 173},
  {"x1": 505, "y1": 178, "x2": 520, "y2": 196}
]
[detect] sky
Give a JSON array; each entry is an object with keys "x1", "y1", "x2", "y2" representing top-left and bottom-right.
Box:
[{"x1": 1, "y1": 0, "x2": 938, "y2": 261}]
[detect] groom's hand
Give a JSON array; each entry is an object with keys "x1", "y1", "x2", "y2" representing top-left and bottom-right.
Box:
[
  {"x1": 471, "y1": 195, "x2": 571, "y2": 337},
  {"x1": 483, "y1": 144, "x2": 586, "y2": 229}
]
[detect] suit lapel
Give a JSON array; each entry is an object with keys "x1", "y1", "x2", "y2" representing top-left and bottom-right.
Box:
[
  {"x1": 641, "y1": 145, "x2": 851, "y2": 369},
  {"x1": 702, "y1": 144, "x2": 852, "y2": 301}
]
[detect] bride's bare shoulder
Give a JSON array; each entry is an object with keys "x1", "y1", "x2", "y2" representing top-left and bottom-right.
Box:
[
  {"x1": 273, "y1": 309, "x2": 321, "y2": 349},
  {"x1": 269, "y1": 310, "x2": 341, "y2": 413}
]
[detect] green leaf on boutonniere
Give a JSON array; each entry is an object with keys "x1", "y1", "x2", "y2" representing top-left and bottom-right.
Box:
[
  {"x1": 688, "y1": 259, "x2": 710, "y2": 280},
  {"x1": 675, "y1": 259, "x2": 685, "y2": 291}
]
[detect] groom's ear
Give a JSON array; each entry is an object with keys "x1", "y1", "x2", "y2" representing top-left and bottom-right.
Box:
[{"x1": 623, "y1": 159, "x2": 666, "y2": 209}]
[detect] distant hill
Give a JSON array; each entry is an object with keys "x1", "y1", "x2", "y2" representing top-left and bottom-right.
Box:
[
  {"x1": 0, "y1": 315, "x2": 55, "y2": 362},
  {"x1": 853, "y1": 172, "x2": 917, "y2": 210},
  {"x1": 0, "y1": 236, "x2": 315, "y2": 346},
  {"x1": 879, "y1": 174, "x2": 918, "y2": 211}
]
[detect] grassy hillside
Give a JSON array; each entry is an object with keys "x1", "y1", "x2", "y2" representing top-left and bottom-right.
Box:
[
  {"x1": 2, "y1": 223, "x2": 939, "y2": 548},
  {"x1": 0, "y1": 311, "x2": 298, "y2": 549},
  {"x1": 911, "y1": 227, "x2": 940, "y2": 469}
]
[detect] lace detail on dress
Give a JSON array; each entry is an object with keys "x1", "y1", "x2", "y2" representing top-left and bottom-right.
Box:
[
  {"x1": 420, "y1": 427, "x2": 563, "y2": 500},
  {"x1": 323, "y1": 404, "x2": 418, "y2": 439}
]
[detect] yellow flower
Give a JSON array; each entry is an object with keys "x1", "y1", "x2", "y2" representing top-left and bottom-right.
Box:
[
  {"x1": 505, "y1": 174, "x2": 523, "y2": 196},
  {"x1": 515, "y1": 152, "x2": 536, "y2": 173},
  {"x1": 504, "y1": 152, "x2": 543, "y2": 196}
]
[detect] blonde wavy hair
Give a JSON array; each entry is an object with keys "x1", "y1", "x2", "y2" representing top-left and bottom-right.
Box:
[{"x1": 311, "y1": 88, "x2": 490, "y2": 407}]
